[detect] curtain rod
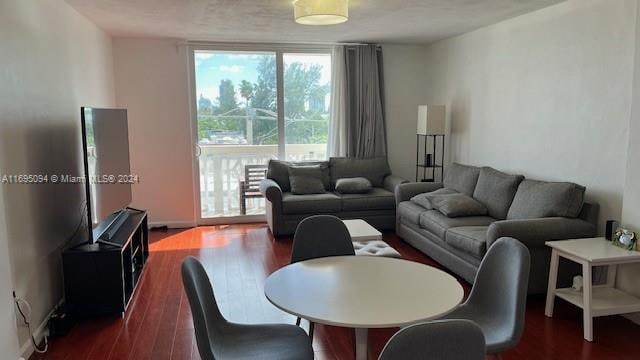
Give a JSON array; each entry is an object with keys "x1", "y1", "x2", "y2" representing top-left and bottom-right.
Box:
[{"x1": 179, "y1": 40, "x2": 378, "y2": 47}]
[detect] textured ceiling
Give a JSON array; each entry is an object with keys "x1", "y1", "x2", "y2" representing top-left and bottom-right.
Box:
[{"x1": 65, "y1": 0, "x2": 564, "y2": 44}]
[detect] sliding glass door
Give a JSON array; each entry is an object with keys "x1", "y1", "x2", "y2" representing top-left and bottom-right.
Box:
[
  {"x1": 191, "y1": 47, "x2": 331, "y2": 222},
  {"x1": 193, "y1": 51, "x2": 278, "y2": 219},
  {"x1": 283, "y1": 53, "x2": 331, "y2": 161}
]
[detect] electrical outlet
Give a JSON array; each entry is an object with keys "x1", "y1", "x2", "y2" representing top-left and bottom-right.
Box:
[
  {"x1": 14, "y1": 316, "x2": 24, "y2": 329},
  {"x1": 14, "y1": 310, "x2": 28, "y2": 328},
  {"x1": 12, "y1": 291, "x2": 23, "y2": 328},
  {"x1": 12, "y1": 292, "x2": 30, "y2": 328}
]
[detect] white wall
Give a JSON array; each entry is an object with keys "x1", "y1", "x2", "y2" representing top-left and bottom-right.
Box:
[
  {"x1": 420, "y1": 0, "x2": 637, "y2": 229},
  {"x1": 382, "y1": 44, "x2": 429, "y2": 181},
  {"x1": 618, "y1": 0, "x2": 640, "y2": 324},
  {"x1": 0, "y1": 191, "x2": 19, "y2": 360},
  {"x1": 113, "y1": 38, "x2": 196, "y2": 227},
  {"x1": 0, "y1": 0, "x2": 115, "y2": 357}
]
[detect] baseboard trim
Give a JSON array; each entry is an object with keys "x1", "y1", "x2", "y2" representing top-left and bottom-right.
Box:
[
  {"x1": 148, "y1": 221, "x2": 197, "y2": 229},
  {"x1": 198, "y1": 215, "x2": 266, "y2": 226},
  {"x1": 149, "y1": 216, "x2": 267, "y2": 229},
  {"x1": 19, "y1": 299, "x2": 63, "y2": 360}
]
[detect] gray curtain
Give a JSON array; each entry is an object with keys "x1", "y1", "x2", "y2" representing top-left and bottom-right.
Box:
[{"x1": 345, "y1": 44, "x2": 387, "y2": 158}]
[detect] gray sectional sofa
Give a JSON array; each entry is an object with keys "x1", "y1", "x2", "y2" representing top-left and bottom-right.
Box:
[
  {"x1": 395, "y1": 163, "x2": 599, "y2": 294},
  {"x1": 260, "y1": 157, "x2": 408, "y2": 236}
]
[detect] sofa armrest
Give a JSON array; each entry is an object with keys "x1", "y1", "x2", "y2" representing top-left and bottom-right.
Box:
[
  {"x1": 395, "y1": 182, "x2": 444, "y2": 206},
  {"x1": 259, "y1": 179, "x2": 283, "y2": 203},
  {"x1": 383, "y1": 175, "x2": 409, "y2": 193},
  {"x1": 487, "y1": 217, "x2": 597, "y2": 248}
]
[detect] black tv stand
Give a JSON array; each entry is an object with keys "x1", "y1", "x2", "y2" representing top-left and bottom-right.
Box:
[
  {"x1": 96, "y1": 209, "x2": 131, "y2": 246},
  {"x1": 63, "y1": 209, "x2": 148, "y2": 316}
]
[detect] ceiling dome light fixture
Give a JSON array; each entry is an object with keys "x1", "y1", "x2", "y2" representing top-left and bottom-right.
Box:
[{"x1": 294, "y1": 0, "x2": 349, "y2": 25}]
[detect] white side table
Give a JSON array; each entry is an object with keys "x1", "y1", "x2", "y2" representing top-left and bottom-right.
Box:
[{"x1": 544, "y1": 237, "x2": 640, "y2": 341}]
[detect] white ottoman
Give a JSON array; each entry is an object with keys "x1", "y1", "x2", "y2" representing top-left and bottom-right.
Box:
[
  {"x1": 343, "y1": 219, "x2": 382, "y2": 242},
  {"x1": 353, "y1": 240, "x2": 402, "y2": 258}
]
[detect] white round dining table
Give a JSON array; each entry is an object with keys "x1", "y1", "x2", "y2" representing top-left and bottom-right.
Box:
[{"x1": 264, "y1": 256, "x2": 464, "y2": 360}]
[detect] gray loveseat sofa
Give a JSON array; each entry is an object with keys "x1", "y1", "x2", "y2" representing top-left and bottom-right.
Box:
[
  {"x1": 260, "y1": 157, "x2": 407, "y2": 236},
  {"x1": 396, "y1": 163, "x2": 599, "y2": 294}
]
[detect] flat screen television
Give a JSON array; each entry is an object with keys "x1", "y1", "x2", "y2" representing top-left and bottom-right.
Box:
[{"x1": 80, "y1": 107, "x2": 133, "y2": 244}]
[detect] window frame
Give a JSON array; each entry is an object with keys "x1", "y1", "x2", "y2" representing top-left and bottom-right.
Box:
[
  {"x1": 187, "y1": 43, "x2": 333, "y2": 224},
  {"x1": 189, "y1": 43, "x2": 332, "y2": 158}
]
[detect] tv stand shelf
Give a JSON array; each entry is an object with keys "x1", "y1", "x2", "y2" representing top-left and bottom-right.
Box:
[{"x1": 63, "y1": 209, "x2": 148, "y2": 317}]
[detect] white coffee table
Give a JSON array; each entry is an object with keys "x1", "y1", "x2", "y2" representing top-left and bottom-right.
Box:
[
  {"x1": 264, "y1": 256, "x2": 464, "y2": 360},
  {"x1": 343, "y1": 219, "x2": 382, "y2": 242},
  {"x1": 545, "y1": 237, "x2": 640, "y2": 341}
]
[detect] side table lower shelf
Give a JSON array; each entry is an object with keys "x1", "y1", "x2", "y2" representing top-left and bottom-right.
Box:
[{"x1": 554, "y1": 287, "x2": 640, "y2": 317}]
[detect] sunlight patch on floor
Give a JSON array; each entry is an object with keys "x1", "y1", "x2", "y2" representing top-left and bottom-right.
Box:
[{"x1": 148, "y1": 225, "x2": 270, "y2": 252}]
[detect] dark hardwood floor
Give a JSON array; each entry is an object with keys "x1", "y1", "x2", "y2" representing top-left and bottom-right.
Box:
[{"x1": 32, "y1": 224, "x2": 640, "y2": 360}]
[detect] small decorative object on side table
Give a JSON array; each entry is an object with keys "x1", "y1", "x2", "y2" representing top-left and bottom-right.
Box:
[
  {"x1": 612, "y1": 228, "x2": 637, "y2": 250},
  {"x1": 544, "y1": 237, "x2": 640, "y2": 342},
  {"x1": 416, "y1": 105, "x2": 446, "y2": 182}
]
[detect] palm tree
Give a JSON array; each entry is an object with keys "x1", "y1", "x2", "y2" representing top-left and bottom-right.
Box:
[{"x1": 239, "y1": 80, "x2": 254, "y2": 107}]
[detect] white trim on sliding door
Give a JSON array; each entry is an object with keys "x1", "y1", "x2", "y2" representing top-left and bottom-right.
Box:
[
  {"x1": 187, "y1": 47, "x2": 204, "y2": 225},
  {"x1": 276, "y1": 50, "x2": 286, "y2": 159}
]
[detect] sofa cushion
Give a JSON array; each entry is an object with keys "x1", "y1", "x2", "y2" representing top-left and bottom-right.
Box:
[
  {"x1": 430, "y1": 193, "x2": 488, "y2": 218},
  {"x1": 398, "y1": 201, "x2": 428, "y2": 225},
  {"x1": 282, "y1": 192, "x2": 341, "y2": 214},
  {"x1": 288, "y1": 166, "x2": 326, "y2": 195},
  {"x1": 410, "y1": 188, "x2": 458, "y2": 209},
  {"x1": 267, "y1": 159, "x2": 330, "y2": 192},
  {"x1": 419, "y1": 210, "x2": 495, "y2": 239},
  {"x1": 341, "y1": 187, "x2": 395, "y2": 211},
  {"x1": 335, "y1": 177, "x2": 373, "y2": 194},
  {"x1": 330, "y1": 157, "x2": 391, "y2": 188},
  {"x1": 446, "y1": 226, "x2": 489, "y2": 259},
  {"x1": 507, "y1": 180, "x2": 586, "y2": 220},
  {"x1": 473, "y1": 167, "x2": 524, "y2": 220},
  {"x1": 443, "y1": 163, "x2": 482, "y2": 196}
]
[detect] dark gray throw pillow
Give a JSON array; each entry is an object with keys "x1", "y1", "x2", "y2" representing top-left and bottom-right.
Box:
[
  {"x1": 507, "y1": 179, "x2": 586, "y2": 219},
  {"x1": 473, "y1": 167, "x2": 524, "y2": 220},
  {"x1": 410, "y1": 188, "x2": 458, "y2": 209},
  {"x1": 329, "y1": 157, "x2": 391, "y2": 188},
  {"x1": 267, "y1": 159, "x2": 330, "y2": 192},
  {"x1": 430, "y1": 193, "x2": 488, "y2": 218},
  {"x1": 443, "y1": 163, "x2": 482, "y2": 196},
  {"x1": 288, "y1": 166, "x2": 326, "y2": 195},
  {"x1": 335, "y1": 177, "x2": 372, "y2": 194}
]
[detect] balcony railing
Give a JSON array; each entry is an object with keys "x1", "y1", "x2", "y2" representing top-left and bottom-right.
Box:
[{"x1": 199, "y1": 143, "x2": 327, "y2": 218}]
